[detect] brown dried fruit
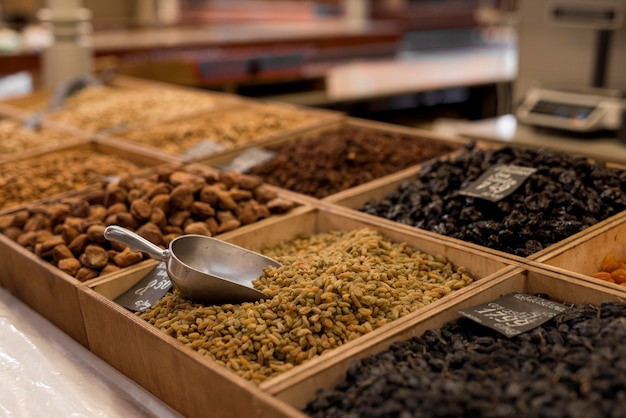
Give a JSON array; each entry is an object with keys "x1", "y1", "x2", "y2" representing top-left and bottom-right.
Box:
[
  {"x1": 46, "y1": 203, "x2": 71, "y2": 226},
  {"x1": 61, "y1": 224, "x2": 80, "y2": 243},
  {"x1": 113, "y1": 247, "x2": 143, "y2": 268},
  {"x1": 168, "y1": 210, "x2": 190, "y2": 227},
  {"x1": 70, "y1": 199, "x2": 91, "y2": 218},
  {"x1": 75, "y1": 266, "x2": 98, "y2": 282},
  {"x1": 3, "y1": 227, "x2": 22, "y2": 241},
  {"x1": 147, "y1": 182, "x2": 172, "y2": 198},
  {"x1": 115, "y1": 212, "x2": 139, "y2": 230},
  {"x1": 36, "y1": 235, "x2": 66, "y2": 258},
  {"x1": 11, "y1": 210, "x2": 30, "y2": 228},
  {"x1": 170, "y1": 184, "x2": 194, "y2": 209},
  {"x1": 183, "y1": 222, "x2": 212, "y2": 236},
  {"x1": 0, "y1": 215, "x2": 13, "y2": 229},
  {"x1": 150, "y1": 207, "x2": 167, "y2": 228},
  {"x1": 253, "y1": 185, "x2": 278, "y2": 202},
  {"x1": 106, "y1": 202, "x2": 128, "y2": 216},
  {"x1": 217, "y1": 219, "x2": 241, "y2": 233},
  {"x1": 170, "y1": 171, "x2": 204, "y2": 191},
  {"x1": 206, "y1": 218, "x2": 219, "y2": 235},
  {"x1": 237, "y1": 174, "x2": 263, "y2": 190},
  {"x1": 198, "y1": 184, "x2": 222, "y2": 206},
  {"x1": 86, "y1": 224, "x2": 107, "y2": 243},
  {"x1": 101, "y1": 264, "x2": 121, "y2": 275},
  {"x1": 104, "y1": 184, "x2": 127, "y2": 206},
  {"x1": 80, "y1": 244, "x2": 109, "y2": 269},
  {"x1": 88, "y1": 204, "x2": 107, "y2": 221},
  {"x1": 216, "y1": 190, "x2": 238, "y2": 211},
  {"x1": 267, "y1": 197, "x2": 296, "y2": 214},
  {"x1": 229, "y1": 188, "x2": 253, "y2": 202},
  {"x1": 162, "y1": 225, "x2": 183, "y2": 235},
  {"x1": 68, "y1": 233, "x2": 89, "y2": 255},
  {"x1": 130, "y1": 199, "x2": 152, "y2": 221},
  {"x1": 58, "y1": 257, "x2": 81, "y2": 276},
  {"x1": 23, "y1": 214, "x2": 50, "y2": 232},
  {"x1": 137, "y1": 222, "x2": 164, "y2": 246},
  {"x1": 236, "y1": 201, "x2": 270, "y2": 225},
  {"x1": 52, "y1": 244, "x2": 73, "y2": 262},
  {"x1": 16, "y1": 231, "x2": 38, "y2": 248},
  {"x1": 150, "y1": 194, "x2": 170, "y2": 212},
  {"x1": 190, "y1": 201, "x2": 215, "y2": 218}
]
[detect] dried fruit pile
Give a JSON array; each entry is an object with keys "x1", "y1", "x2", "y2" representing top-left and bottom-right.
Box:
[
  {"x1": 0, "y1": 166, "x2": 294, "y2": 281},
  {"x1": 247, "y1": 126, "x2": 458, "y2": 198},
  {"x1": 361, "y1": 143, "x2": 626, "y2": 256},
  {"x1": 306, "y1": 301, "x2": 626, "y2": 418},
  {"x1": 139, "y1": 228, "x2": 474, "y2": 384}
]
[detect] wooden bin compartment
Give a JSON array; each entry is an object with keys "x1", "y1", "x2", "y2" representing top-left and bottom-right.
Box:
[
  {"x1": 324, "y1": 142, "x2": 626, "y2": 263},
  {"x1": 78, "y1": 205, "x2": 517, "y2": 418},
  {"x1": 0, "y1": 140, "x2": 177, "y2": 213},
  {"x1": 0, "y1": 113, "x2": 97, "y2": 164},
  {"x1": 534, "y1": 214, "x2": 626, "y2": 289},
  {"x1": 98, "y1": 97, "x2": 343, "y2": 162},
  {"x1": 0, "y1": 75, "x2": 240, "y2": 134},
  {"x1": 196, "y1": 117, "x2": 467, "y2": 204},
  {"x1": 268, "y1": 265, "x2": 626, "y2": 413}
]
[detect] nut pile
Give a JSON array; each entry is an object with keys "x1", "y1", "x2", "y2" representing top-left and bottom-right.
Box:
[
  {"x1": 0, "y1": 148, "x2": 146, "y2": 210},
  {"x1": 361, "y1": 143, "x2": 626, "y2": 256},
  {"x1": 306, "y1": 301, "x2": 626, "y2": 418},
  {"x1": 138, "y1": 228, "x2": 475, "y2": 384},
  {"x1": 119, "y1": 103, "x2": 324, "y2": 156},
  {"x1": 0, "y1": 118, "x2": 72, "y2": 155},
  {"x1": 247, "y1": 125, "x2": 458, "y2": 198},
  {"x1": 46, "y1": 86, "x2": 223, "y2": 132},
  {"x1": 0, "y1": 165, "x2": 295, "y2": 281}
]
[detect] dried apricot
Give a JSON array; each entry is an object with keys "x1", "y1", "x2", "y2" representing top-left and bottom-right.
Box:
[
  {"x1": 601, "y1": 253, "x2": 621, "y2": 273},
  {"x1": 592, "y1": 271, "x2": 614, "y2": 282},
  {"x1": 610, "y1": 268, "x2": 626, "y2": 284}
]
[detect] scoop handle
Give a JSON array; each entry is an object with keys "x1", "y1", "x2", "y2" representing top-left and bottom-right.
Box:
[{"x1": 104, "y1": 225, "x2": 168, "y2": 262}]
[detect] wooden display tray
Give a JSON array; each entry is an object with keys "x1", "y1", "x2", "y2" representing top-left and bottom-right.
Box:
[
  {"x1": 322, "y1": 145, "x2": 626, "y2": 263},
  {"x1": 0, "y1": 112, "x2": 95, "y2": 164},
  {"x1": 532, "y1": 213, "x2": 626, "y2": 290},
  {"x1": 0, "y1": 140, "x2": 179, "y2": 214},
  {"x1": 0, "y1": 75, "x2": 243, "y2": 135},
  {"x1": 78, "y1": 205, "x2": 518, "y2": 418},
  {"x1": 196, "y1": 117, "x2": 468, "y2": 205},
  {"x1": 266, "y1": 264, "x2": 626, "y2": 412},
  {"x1": 97, "y1": 96, "x2": 344, "y2": 163}
]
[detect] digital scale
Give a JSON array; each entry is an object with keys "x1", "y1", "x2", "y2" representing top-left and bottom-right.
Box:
[{"x1": 517, "y1": 86, "x2": 626, "y2": 133}]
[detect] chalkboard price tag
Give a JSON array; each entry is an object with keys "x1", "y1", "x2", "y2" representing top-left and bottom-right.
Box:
[
  {"x1": 114, "y1": 262, "x2": 172, "y2": 312},
  {"x1": 457, "y1": 293, "x2": 568, "y2": 337},
  {"x1": 184, "y1": 139, "x2": 226, "y2": 158},
  {"x1": 218, "y1": 147, "x2": 276, "y2": 173},
  {"x1": 459, "y1": 164, "x2": 536, "y2": 202}
]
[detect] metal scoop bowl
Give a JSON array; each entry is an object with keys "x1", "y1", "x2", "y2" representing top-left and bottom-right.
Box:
[{"x1": 104, "y1": 225, "x2": 280, "y2": 304}]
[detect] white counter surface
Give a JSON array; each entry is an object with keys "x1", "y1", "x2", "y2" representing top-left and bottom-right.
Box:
[{"x1": 0, "y1": 285, "x2": 183, "y2": 418}]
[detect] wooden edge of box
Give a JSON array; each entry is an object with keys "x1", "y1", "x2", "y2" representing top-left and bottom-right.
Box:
[
  {"x1": 0, "y1": 233, "x2": 89, "y2": 347},
  {"x1": 263, "y1": 264, "x2": 626, "y2": 410},
  {"x1": 77, "y1": 284, "x2": 308, "y2": 418},
  {"x1": 533, "y1": 210, "x2": 626, "y2": 266}
]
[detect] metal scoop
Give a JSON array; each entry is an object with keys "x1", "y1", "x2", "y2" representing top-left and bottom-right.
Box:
[{"x1": 104, "y1": 225, "x2": 280, "y2": 304}]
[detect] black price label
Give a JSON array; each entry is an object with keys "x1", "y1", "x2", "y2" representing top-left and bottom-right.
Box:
[
  {"x1": 459, "y1": 164, "x2": 536, "y2": 202},
  {"x1": 457, "y1": 293, "x2": 568, "y2": 337},
  {"x1": 114, "y1": 262, "x2": 173, "y2": 312}
]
